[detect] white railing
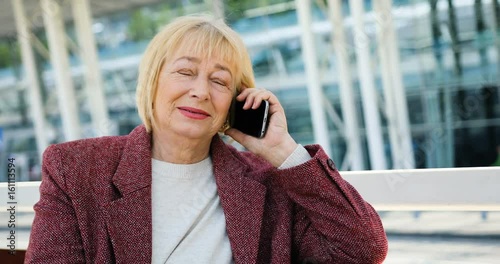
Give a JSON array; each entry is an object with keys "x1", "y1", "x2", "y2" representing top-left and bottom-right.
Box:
[
  {"x1": 1, "y1": 167, "x2": 499, "y2": 212},
  {"x1": 0, "y1": 166, "x2": 499, "y2": 252},
  {"x1": 342, "y1": 167, "x2": 500, "y2": 211}
]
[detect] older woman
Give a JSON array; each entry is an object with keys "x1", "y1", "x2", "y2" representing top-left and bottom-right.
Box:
[{"x1": 25, "y1": 15, "x2": 387, "y2": 263}]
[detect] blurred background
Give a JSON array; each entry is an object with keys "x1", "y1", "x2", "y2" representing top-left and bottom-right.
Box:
[
  {"x1": 0, "y1": 0, "x2": 499, "y2": 262},
  {"x1": 0, "y1": 0, "x2": 500, "y2": 179}
]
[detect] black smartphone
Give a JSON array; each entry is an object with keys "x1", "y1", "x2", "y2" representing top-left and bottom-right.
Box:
[{"x1": 230, "y1": 100, "x2": 270, "y2": 138}]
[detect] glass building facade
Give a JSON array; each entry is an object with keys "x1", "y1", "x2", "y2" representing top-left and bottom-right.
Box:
[{"x1": 0, "y1": 0, "x2": 499, "y2": 181}]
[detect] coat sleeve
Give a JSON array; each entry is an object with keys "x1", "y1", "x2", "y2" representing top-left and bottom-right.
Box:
[
  {"x1": 273, "y1": 145, "x2": 388, "y2": 264},
  {"x1": 25, "y1": 145, "x2": 86, "y2": 263}
]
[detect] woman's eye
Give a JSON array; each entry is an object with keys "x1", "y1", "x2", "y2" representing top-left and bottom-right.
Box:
[
  {"x1": 178, "y1": 70, "x2": 193, "y2": 76},
  {"x1": 212, "y1": 79, "x2": 226, "y2": 86}
]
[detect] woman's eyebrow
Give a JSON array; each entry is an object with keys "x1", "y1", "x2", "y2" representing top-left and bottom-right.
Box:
[
  {"x1": 214, "y1": 63, "x2": 232, "y2": 77},
  {"x1": 174, "y1": 56, "x2": 232, "y2": 76}
]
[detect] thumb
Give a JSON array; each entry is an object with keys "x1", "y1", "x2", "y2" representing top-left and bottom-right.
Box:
[{"x1": 224, "y1": 128, "x2": 257, "y2": 149}]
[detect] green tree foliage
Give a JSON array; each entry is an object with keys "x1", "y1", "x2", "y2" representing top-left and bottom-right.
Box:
[
  {"x1": 127, "y1": 10, "x2": 157, "y2": 41},
  {"x1": 0, "y1": 40, "x2": 20, "y2": 69},
  {"x1": 226, "y1": 0, "x2": 290, "y2": 23},
  {"x1": 225, "y1": 0, "x2": 249, "y2": 22},
  {"x1": 0, "y1": 43, "x2": 10, "y2": 68}
]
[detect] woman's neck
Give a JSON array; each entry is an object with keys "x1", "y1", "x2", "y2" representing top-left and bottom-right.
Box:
[{"x1": 151, "y1": 130, "x2": 212, "y2": 164}]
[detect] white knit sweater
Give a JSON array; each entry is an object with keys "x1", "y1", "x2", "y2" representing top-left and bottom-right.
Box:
[{"x1": 151, "y1": 145, "x2": 310, "y2": 264}]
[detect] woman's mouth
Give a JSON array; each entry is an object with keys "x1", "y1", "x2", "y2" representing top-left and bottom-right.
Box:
[{"x1": 178, "y1": 107, "x2": 211, "y2": 120}]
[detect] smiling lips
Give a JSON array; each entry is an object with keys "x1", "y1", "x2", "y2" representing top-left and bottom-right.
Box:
[{"x1": 178, "y1": 107, "x2": 211, "y2": 120}]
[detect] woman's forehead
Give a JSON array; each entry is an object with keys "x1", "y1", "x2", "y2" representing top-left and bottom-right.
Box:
[{"x1": 170, "y1": 44, "x2": 237, "y2": 72}]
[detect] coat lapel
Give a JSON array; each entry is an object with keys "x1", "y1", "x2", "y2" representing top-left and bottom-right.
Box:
[
  {"x1": 100, "y1": 126, "x2": 267, "y2": 264},
  {"x1": 102, "y1": 125, "x2": 152, "y2": 263},
  {"x1": 211, "y1": 136, "x2": 267, "y2": 264}
]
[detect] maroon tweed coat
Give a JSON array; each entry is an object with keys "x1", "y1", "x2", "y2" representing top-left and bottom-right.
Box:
[{"x1": 25, "y1": 125, "x2": 387, "y2": 264}]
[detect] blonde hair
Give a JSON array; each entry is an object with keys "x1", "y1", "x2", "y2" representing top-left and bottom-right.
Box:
[{"x1": 136, "y1": 14, "x2": 255, "y2": 132}]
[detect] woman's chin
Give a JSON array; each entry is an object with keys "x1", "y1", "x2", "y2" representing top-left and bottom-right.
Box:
[{"x1": 174, "y1": 126, "x2": 217, "y2": 141}]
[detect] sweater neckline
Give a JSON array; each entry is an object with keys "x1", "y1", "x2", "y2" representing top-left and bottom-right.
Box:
[{"x1": 152, "y1": 156, "x2": 213, "y2": 180}]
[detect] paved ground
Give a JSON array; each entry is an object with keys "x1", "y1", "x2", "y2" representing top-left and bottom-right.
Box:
[
  {"x1": 1, "y1": 211, "x2": 500, "y2": 262},
  {"x1": 386, "y1": 235, "x2": 500, "y2": 263},
  {"x1": 382, "y1": 211, "x2": 500, "y2": 263},
  {"x1": 381, "y1": 211, "x2": 500, "y2": 237}
]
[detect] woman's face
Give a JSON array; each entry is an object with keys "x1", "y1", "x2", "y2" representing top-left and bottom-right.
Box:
[{"x1": 152, "y1": 48, "x2": 235, "y2": 141}]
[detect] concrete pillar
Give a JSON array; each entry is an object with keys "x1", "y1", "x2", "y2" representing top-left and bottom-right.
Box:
[
  {"x1": 212, "y1": 0, "x2": 225, "y2": 18},
  {"x1": 374, "y1": 7, "x2": 399, "y2": 169},
  {"x1": 428, "y1": 0, "x2": 445, "y2": 168},
  {"x1": 327, "y1": 0, "x2": 364, "y2": 170},
  {"x1": 348, "y1": 0, "x2": 387, "y2": 170},
  {"x1": 72, "y1": 0, "x2": 110, "y2": 136},
  {"x1": 492, "y1": 0, "x2": 500, "y2": 101},
  {"x1": 208, "y1": 0, "x2": 225, "y2": 19},
  {"x1": 12, "y1": 0, "x2": 49, "y2": 160},
  {"x1": 374, "y1": 0, "x2": 415, "y2": 169},
  {"x1": 271, "y1": 48, "x2": 288, "y2": 79},
  {"x1": 296, "y1": 0, "x2": 332, "y2": 156},
  {"x1": 42, "y1": 0, "x2": 81, "y2": 141}
]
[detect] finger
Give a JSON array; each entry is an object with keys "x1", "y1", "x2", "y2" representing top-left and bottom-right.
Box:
[
  {"x1": 236, "y1": 86, "x2": 253, "y2": 101},
  {"x1": 237, "y1": 88, "x2": 279, "y2": 110},
  {"x1": 235, "y1": 88, "x2": 255, "y2": 109},
  {"x1": 243, "y1": 89, "x2": 269, "y2": 109},
  {"x1": 251, "y1": 90, "x2": 273, "y2": 109},
  {"x1": 240, "y1": 88, "x2": 261, "y2": 109}
]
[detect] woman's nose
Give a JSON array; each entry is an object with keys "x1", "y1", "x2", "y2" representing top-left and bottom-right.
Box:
[{"x1": 189, "y1": 77, "x2": 210, "y2": 100}]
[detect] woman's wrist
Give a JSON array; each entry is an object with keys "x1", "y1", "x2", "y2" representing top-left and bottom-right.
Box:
[{"x1": 261, "y1": 135, "x2": 298, "y2": 167}]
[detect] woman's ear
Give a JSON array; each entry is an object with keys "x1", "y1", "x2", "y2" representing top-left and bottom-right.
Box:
[{"x1": 219, "y1": 117, "x2": 230, "y2": 132}]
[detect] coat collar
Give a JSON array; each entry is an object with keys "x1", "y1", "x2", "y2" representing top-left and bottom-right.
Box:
[
  {"x1": 104, "y1": 125, "x2": 153, "y2": 263},
  {"x1": 112, "y1": 125, "x2": 152, "y2": 195},
  {"x1": 210, "y1": 136, "x2": 267, "y2": 264},
  {"x1": 105, "y1": 125, "x2": 267, "y2": 263}
]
